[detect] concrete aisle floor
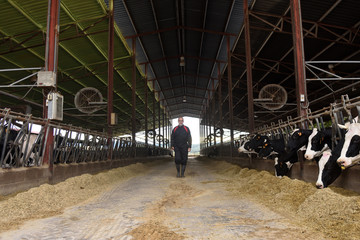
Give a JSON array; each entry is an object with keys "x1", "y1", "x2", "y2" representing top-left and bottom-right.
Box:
[{"x1": 0, "y1": 158, "x2": 323, "y2": 240}]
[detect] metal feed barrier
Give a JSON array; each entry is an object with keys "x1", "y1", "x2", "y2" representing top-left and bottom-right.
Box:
[
  {"x1": 0, "y1": 108, "x2": 170, "y2": 169},
  {"x1": 253, "y1": 94, "x2": 360, "y2": 148},
  {"x1": 201, "y1": 94, "x2": 360, "y2": 159}
]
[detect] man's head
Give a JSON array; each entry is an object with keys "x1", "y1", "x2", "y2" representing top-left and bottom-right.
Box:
[{"x1": 178, "y1": 117, "x2": 184, "y2": 126}]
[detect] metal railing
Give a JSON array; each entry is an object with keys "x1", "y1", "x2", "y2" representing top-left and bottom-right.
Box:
[{"x1": 0, "y1": 108, "x2": 170, "y2": 169}]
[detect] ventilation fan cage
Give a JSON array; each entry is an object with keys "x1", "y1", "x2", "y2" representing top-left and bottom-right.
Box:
[
  {"x1": 74, "y1": 87, "x2": 105, "y2": 114},
  {"x1": 257, "y1": 84, "x2": 287, "y2": 110}
]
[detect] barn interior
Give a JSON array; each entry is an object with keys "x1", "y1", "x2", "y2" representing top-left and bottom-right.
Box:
[{"x1": 0, "y1": 0, "x2": 360, "y2": 239}]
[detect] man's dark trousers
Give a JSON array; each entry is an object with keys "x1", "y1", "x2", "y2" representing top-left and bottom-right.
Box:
[{"x1": 174, "y1": 145, "x2": 188, "y2": 165}]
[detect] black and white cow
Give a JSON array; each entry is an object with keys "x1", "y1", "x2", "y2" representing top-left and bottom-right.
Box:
[
  {"x1": 258, "y1": 137, "x2": 286, "y2": 158},
  {"x1": 0, "y1": 127, "x2": 26, "y2": 167},
  {"x1": 336, "y1": 121, "x2": 360, "y2": 169},
  {"x1": 315, "y1": 137, "x2": 344, "y2": 189},
  {"x1": 285, "y1": 129, "x2": 313, "y2": 152},
  {"x1": 274, "y1": 150, "x2": 298, "y2": 177},
  {"x1": 274, "y1": 129, "x2": 312, "y2": 177},
  {"x1": 247, "y1": 134, "x2": 269, "y2": 151},
  {"x1": 304, "y1": 128, "x2": 332, "y2": 160},
  {"x1": 238, "y1": 139, "x2": 257, "y2": 154}
]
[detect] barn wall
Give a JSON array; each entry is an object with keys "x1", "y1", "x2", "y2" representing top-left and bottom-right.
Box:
[{"x1": 0, "y1": 156, "x2": 171, "y2": 196}]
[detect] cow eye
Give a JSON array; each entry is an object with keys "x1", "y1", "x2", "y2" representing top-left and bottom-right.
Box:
[
  {"x1": 353, "y1": 136, "x2": 360, "y2": 144},
  {"x1": 298, "y1": 132, "x2": 302, "y2": 136}
]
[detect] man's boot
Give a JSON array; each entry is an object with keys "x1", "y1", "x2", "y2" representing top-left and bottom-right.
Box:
[
  {"x1": 176, "y1": 164, "x2": 181, "y2": 178},
  {"x1": 181, "y1": 164, "x2": 186, "y2": 178}
]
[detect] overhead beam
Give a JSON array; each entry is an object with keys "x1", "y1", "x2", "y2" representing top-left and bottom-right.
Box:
[
  {"x1": 147, "y1": 72, "x2": 218, "y2": 82},
  {"x1": 124, "y1": 25, "x2": 237, "y2": 39},
  {"x1": 138, "y1": 54, "x2": 226, "y2": 65},
  {"x1": 154, "y1": 85, "x2": 215, "y2": 93}
]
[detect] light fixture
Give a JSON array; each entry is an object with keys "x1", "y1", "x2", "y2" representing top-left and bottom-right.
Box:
[
  {"x1": 183, "y1": 96, "x2": 187, "y2": 102},
  {"x1": 179, "y1": 56, "x2": 185, "y2": 66}
]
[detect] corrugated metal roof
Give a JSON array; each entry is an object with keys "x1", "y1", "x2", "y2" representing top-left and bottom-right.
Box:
[{"x1": 0, "y1": 0, "x2": 156, "y2": 134}]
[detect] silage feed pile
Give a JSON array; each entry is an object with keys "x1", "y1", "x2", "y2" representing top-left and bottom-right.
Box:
[
  {"x1": 0, "y1": 162, "x2": 149, "y2": 233},
  {"x1": 207, "y1": 159, "x2": 360, "y2": 239}
]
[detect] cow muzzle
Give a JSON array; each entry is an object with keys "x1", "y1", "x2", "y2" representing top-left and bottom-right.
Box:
[{"x1": 337, "y1": 158, "x2": 350, "y2": 169}]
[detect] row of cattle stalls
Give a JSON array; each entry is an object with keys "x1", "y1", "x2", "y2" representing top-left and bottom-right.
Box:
[
  {"x1": 201, "y1": 94, "x2": 360, "y2": 192},
  {"x1": 0, "y1": 108, "x2": 170, "y2": 169},
  {"x1": 255, "y1": 94, "x2": 360, "y2": 148}
]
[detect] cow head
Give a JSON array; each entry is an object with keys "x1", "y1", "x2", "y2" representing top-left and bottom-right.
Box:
[
  {"x1": 274, "y1": 158, "x2": 292, "y2": 177},
  {"x1": 238, "y1": 140, "x2": 250, "y2": 153},
  {"x1": 305, "y1": 128, "x2": 328, "y2": 160},
  {"x1": 318, "y1": 152, "x2": 342, "y2": 189},
  {"x1": 258, "y1": 140, "x2": 273, "y2": 158},
  {"x1": 248, "y1": 134, "x2": 268, "y2": 151},
  {"x1": 286, "y1": 129, "x2": 312, "y2": 152},
  {"x1": 317, "y1": 138, "x2": 345, "y2": 188},
  {"x1": 337, "y1": 123, "x2": 360, "y2": 168},
  {"x1": 316, "y1": 151, "x2": 331, "y2": 188}
]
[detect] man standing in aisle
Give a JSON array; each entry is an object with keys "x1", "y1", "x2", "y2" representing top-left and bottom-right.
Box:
[{"x1": 171, "y1": 117, "x2": 192, "y2": 178}]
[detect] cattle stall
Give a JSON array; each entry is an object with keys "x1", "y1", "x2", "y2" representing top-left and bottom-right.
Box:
[
  {"x1": 201, "y1": 94, "x2": 360, "y2": 193},
  {"x1": 0, "y1": 108, "x2": 170, "y2": 195}
]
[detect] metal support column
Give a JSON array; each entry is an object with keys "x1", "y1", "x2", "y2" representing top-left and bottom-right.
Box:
[
  {"x1": 205, "y1": 110, "x2": 208, "y2": 148},
  {"x1": 162, "y1": 109, "x2": 165, "y2": 148},
  {"x1": 218, "y1": 63, "x2": 223, "y2": 150},
  {"x1": 153, "y1": 81, "x2": 156, "y2": 150},
  {"x1": 131, "y1": 37, "x2": 137, "y2": 157},
  {"x1": 43, "y1": 0, "x2": 60, "y2": 165},
  {"x1": 158, "y1": 101, "x2": 161, "y2": 148},
  {"x1": 290, "y1": 0, "x2": 308, "y2": 120},
  {"x1": 165, "y1": 115, "x2": 167, "y2": 148},
  {"x1": 207, "y1": 92, "x2": 212, "y2": 146},
  {"x1": 107, "y1": 0, "x2": 114, "y2": 160},
  {"x1": 212, "y1": 78, "x2": 216, "y2": 146},
  {"x1": 227, "y1": 36, "x2": 234, "y2": 158},
  {"x1": 144, "y1": 64, "x2": 148, "y2": 149},
  {"x1": 244, "y1": 0, "x2": 255, "y2": 133}
]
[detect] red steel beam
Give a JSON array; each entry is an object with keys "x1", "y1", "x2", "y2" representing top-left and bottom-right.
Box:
[
  {"x1": 131, "y1": 37, "x2": 137, "y2": 156},
  {"x1": 152, "y1": 76, "x2": 156, "y2": 149},
  {"x1": 244, "y1": 0, "x2": 254, "y2": 133},
  {"x1": 227, "y1": 36, "x2": 234, "y2": 157},
  {"x1": 218, "y1": 63, "x2": 223, "y2": 148},
  {"x1": 107, "y1": 0, "x2": 114, "y2": 159},
  {"x1": 144, "y1": 64, "x2": 148, "y2": 147},
  {"x1": 158, "y1": 101, "x2": 161, "y2": 148},
  {"x1": 43, "y1": 0, "x2": 60, "y2": 165},
  {"x1": 290, "y1": 0, "x2": 308, "y2": 119}
]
